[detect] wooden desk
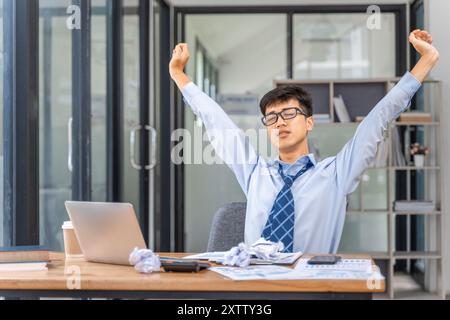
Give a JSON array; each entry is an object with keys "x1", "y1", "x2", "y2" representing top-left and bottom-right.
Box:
[{"x1": 0, "y1": 253, "x2": 384, "y2": 299}]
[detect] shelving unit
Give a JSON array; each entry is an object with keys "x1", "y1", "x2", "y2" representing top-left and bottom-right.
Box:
[{"x1": 274, "y1": 78, "x2": 445, "y2": 299}]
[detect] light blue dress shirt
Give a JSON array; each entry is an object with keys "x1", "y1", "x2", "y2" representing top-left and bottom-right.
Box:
[{"x1": 181, "y1": 72, "x2": 422, "y2": 253}]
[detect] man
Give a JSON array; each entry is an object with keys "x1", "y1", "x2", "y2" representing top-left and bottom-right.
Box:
[{"x1": 169, "y1": 29, "x2": 439, "y2": 253}]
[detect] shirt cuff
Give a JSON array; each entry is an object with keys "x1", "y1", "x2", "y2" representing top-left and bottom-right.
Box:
[
  {"x1": 397, "y1": 71, "x2": 422, "y2": 99},
  {"x1": 181, "y1": 82, "x2": 202, "y2": 107}
]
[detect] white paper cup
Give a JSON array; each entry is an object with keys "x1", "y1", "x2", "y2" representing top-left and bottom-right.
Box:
[{"x1": 62, "y1": 221, "x2": 83, "y2": 258}]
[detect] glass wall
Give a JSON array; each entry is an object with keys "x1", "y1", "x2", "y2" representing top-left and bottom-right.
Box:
[
  {"x1": 184, "y1": 14, "x2": 288, "y2": 252},
  {"x1": 91, "y1": 0, "x2": 107, "y2": 202},
  {"x1": 293, "y1": 13, "x2": 396, "y2": 79},
  {"x1": 309, "y1": 124, "x2": 388, "y2": 253},
  {"x1": 39, "y1": 0, "x2": 74, "y2": 250},
  {"x1": 183, "y1": 11, "x2": 398, "y2": 253}
]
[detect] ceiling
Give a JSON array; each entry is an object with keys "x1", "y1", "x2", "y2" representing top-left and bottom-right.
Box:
[
  {"x1": 187, "y1": 12, "x2": 392, "y2": 60},
  {"x1": 168, "y1": 0, "x2": 414, "y2": 7}
]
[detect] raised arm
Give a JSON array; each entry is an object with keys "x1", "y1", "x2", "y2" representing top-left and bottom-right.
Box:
[
  {"x1": 169, "y1": 43, "x2": 259, "y2": 195},
  {"x1": 335, "y1": 30, "x2": 439, "y2": 195}
]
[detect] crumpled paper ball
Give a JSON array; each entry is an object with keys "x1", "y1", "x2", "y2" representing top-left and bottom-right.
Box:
[
  {"x1": 222, "y1": 238, "x2": 285, "y2": 268},
  {"x1": 129, "y1": 247, "x2": 161, "y2": 273},
  {"x1": 223, "y1": 242, "x2": 251, "y2": 267},
  {"x1": 250, "y1": 238, "x2": 284, "y2": 260}
]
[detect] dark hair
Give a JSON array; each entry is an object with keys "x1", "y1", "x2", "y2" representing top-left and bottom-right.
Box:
[{"x1": 259, "y1": 85, "x2": 313, "y2": 117}]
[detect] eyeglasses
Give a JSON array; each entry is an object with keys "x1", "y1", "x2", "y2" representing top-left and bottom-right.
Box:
[{"x1": 261, "y1": 107, "x2": 309, "y2": 126}]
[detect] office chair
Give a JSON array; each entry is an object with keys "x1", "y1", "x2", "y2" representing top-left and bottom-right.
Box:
[{"x1": 207, "y1": 202, "x2": 246, "y2": 252}]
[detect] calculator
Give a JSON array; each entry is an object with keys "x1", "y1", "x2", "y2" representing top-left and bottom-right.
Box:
[
  {"x1": 307, "y1": 255, "x2": 341, "y2": 265},
  {"x1": 160, "y1": 258, "x2": 211, "y2": 272}
]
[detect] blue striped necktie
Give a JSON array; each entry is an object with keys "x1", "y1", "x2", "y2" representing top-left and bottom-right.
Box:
[{"x1": 262, "y1": 159, "x2": 313, "y2": 252}]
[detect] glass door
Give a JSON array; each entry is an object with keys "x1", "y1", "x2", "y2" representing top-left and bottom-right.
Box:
[
  {"x1": 39, "y1": 0, "x2": 108, "y2": 250},
  {"x1": 37, "y1": 0, "x2": 164, "y2": 251},
  {"x1": 122, "y1": 0, "x2": 158, "y2": 248},
  {"x1": 123, "y1": 3, "x2": 143, "y2": 238}
]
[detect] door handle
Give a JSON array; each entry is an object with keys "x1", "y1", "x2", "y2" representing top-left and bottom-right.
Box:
[
  {"x1": 129, "y1": 125, "x2": 158, "y2": 170},
  {"x1": 130, "y1": 125, "x2": 158, "y2": 170},
  {"x1": 130, "y1": 125, "x2": 142, "y2": 170},
  {"x1": 145, "y1": 125, "x2": 157, "y2": 170}
]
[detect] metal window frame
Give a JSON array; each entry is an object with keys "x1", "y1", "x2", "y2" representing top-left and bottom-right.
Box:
[
  {"x1": 404, "y1": 0, "x2": 425, "y2": 280},
  {"x1": 173, "y1": 8, "x2": 184, "y2": 252},
  {"x1": 155, "y1": 0, "x2": 171, "y2": 252},
  {"x1": 393, "y1": 0, "x2": 423, "y2": 274},
  {"x1": 3, "y1": 0, "x2": 40, "y2": 245},
  {"x1": 41, "y1": 16, "x2": 53, "y2": 197},
  {"x1": 32, "y1": 1, "x2": 171, "y2": 250},
  {"x1": 173, "y1": 4, "x2": 408, "y2": 251},
  {"x1": 106, "y1": 0, "x2": 123, "y2": 203},
  {"x1": 2, "y1": 0, "x2": 173, "y2": 249},
  {"x1": 138, "y1": 0, "x2": 150, "y2": 245},
  {"x1": 72, "y1": 0, "x2": 92, "y2": 201}
]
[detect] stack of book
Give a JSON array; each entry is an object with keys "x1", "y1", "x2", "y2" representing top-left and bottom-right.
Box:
[
  {"x1": 398, "y1": 112, "x2": 432, "y2": 123},
  {"x1": 313, "y1": 113, "x2": 331, "y2": 124},
  {"x1": 0, "y1": 246, "x2": 50, "y2": 272},
  {"x1": 333, "y1": 95, "x2": 351, "y2": 123},
  {"x1": 393, "y1": 200, "x2": 436, "y2": 212}
]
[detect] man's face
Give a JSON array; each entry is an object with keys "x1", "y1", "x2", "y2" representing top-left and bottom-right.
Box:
[{"x1": 264, "y1": 98, "x2": 314, "y2": 152}]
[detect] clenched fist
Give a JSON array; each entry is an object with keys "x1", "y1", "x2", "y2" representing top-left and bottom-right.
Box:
[
  {"x1": 169, "y1": 43, "x2": 190, "y2": 78},
  {"x1": 409, "y1": 29, "x2": 439, "y2": 59}
]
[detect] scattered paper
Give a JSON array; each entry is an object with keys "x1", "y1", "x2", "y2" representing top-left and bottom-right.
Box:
[
  {"x1": 183, "y1": 252, "x2": 228, "y2": 260},
  {"x1": 210, "y1": 265, "x2": 292, "y2": 281},
  {"x1": 266, "y1": 269, "x2": 385, "y2": 280},
  {"x1": 295, "y1": 258, "x2": 373, "y2": 272},
  {"x1": 210, "y1": 258, "x2": 385, "y2": 281},
  {"x1": 266, "y1": 258, "x2": 384, "y2": 280}
]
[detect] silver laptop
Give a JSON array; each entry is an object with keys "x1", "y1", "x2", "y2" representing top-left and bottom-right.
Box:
[{"x1": 65, "y1": 201, "x2": 147, "y2": 265}]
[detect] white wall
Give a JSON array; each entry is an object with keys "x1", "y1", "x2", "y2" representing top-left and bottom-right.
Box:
[{"x1": 425, "y1": 0, "x2": 450, "y2": 296}]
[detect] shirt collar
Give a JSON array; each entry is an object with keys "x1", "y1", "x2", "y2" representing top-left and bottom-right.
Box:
[{"x1": 268, "y1": 153, "x2": 317, "y2": 168}]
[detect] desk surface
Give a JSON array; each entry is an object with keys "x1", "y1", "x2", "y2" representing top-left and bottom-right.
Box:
[{"x1": 0, "y1": 252, "x2": 384, "y2": 294}]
